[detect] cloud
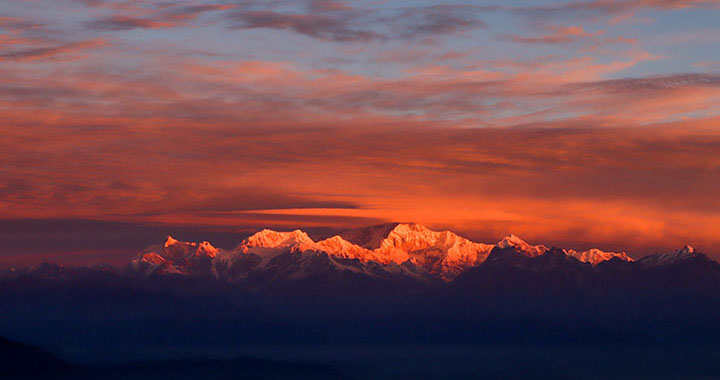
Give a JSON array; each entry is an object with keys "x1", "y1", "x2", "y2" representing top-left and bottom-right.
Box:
[
  {"x1": 2, "y1": 47, "x2": 720, "y2": 256},
  {"x1": 567, "y1": 0, "x2": 718, "y2": 13},
  {"x1": 225, "y1": 3, "x2": 486, "y2": 42},
  {"x1": 0, "y1": 16, "x2": 44, "y2": 32},
  {"x1": 694, "y1": 60, "x2": 720, "y2": 70},
  {"x1": 507, "y1": 25, "x2": 602, "y2": 44},
  {"x1": 384, "y1": 5, "x2": 487, "y2": 38},
  {"x1": 306, "y1": 0, "x2": 353, "y2": 12},
  {"x1": 3, "y1": 0, "x2": 720, "y2": 263},
  {"x1": 517, "y1": 0, "x2": 718, "y2": 17},
  {"x1": 551, "y1": 73, "x2": 720, "y2": 122},
  {"x1": 87, "y1": 3, "x2": 233, "y2": 31},
  {"x1": 5, "y1": 114, "x2": 720, "y2": 257},
  {"x1": 0, "y1": 47, "x2": 702, "y2": 130},
  {"x1": 79, "y1": 1, "x2": 486, "y2": 40},
  {"x1": 570, "y1": 73, "x2": 720, "y2": 92},
  {"x1": 145, "y1": 190, "x2": 360, "y2": 215},
  {"x1": 0, "y1": 39, "x2": 105, "y2": 61},
  {"x1": 503, "y1": 0, "x2": 719, "y2": 29},
  {"x1": 89, "y1": 15, "x2": 174, "y2": 31},
  {"x1": 228, "y1": 10, "x2": 379, "y2": 42}
]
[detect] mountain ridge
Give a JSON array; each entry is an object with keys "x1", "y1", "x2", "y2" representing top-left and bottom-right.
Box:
[
  {"x1": 4, "y1": 224, "x2": 720, "y2": 366},
  {"x1": 6, "y1": 223, "x2": 714, "y2": 286},
  {"x1": 111, "y1": 222, "x2": 684, "y2": 283}
]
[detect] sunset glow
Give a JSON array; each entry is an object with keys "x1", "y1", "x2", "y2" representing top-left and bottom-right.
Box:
[{"x1": 2, "y1": 0, "x2": 720, "y2": 265}]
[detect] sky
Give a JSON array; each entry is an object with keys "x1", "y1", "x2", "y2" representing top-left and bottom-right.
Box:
[{"x1": 1, "y1": 0, "x2": 720, "y2": 266}]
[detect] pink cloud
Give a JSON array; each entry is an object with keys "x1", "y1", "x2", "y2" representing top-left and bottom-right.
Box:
[{"x1": 508, "y1": 25, "x2": 604, "y2": 44}]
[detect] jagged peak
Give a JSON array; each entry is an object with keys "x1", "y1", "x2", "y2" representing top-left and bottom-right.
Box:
[
  {"x1": 141, "y1": 252, "x2": 167, "y2": 265},
  {"x1": 249, "y1": 228, "x2": 279, "y2": 238},
  {"x1": 250, "y1": 228, "x2": 308, "y2": 239},
  {"x1": 136, "y1": 236, "x2": 220, "y2": 266},
  {"x1": 317, "y1": 235, "x2": 354, "y2": 245},
  {"x1": 667, "y1": 245, "x2": 698, "y2": 257},
  {"x1": 164, "y1": 235, "x2": 180, "y2": 247},
  {"x1": 381, "y1": 223, "x2": 441, "y2": 246},
  {"x1": 389, "y1": 222, "x2": 433, "y2": 236},
  {"x1": 317, "y1": 235, "x2": 363, "y2": 251},
  {"x1": 197, "y1": 241, "x2": 219, "y2": 257},
  {"x1": 496, "y1": 233, "x2": 548, "y2": 258},
  {"x1": 243, "y1": 228, "x2": 315, "y2": 248},
  {"x1": 639, "y1": 245, "x2": 703, "y2": 266},
  {"x1": 127, "y1": 224, "x2": 666, "y2": 280},
  {"x1": 585, "y1": 248, "x2": 605, "y2": 254},
  {"x1": 316, "y1": 235, "x2": 372, "y2": 260},
  {"x1": 497, "y1": 233, "x2": 527, "y2": 249},
  {"x1": 384, "y1": 223, "x2": 477, "y2": 245},
  {"x1": 566, "y1": 248, "x2": 634, "y2": 265},
  {"x1": 199, "y1": 240, "x2": 215, "y2": 247}
]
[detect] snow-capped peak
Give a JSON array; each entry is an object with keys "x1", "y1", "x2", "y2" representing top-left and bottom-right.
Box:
[
  {"x1": 565, "y1": 248, "x2": 633, "y2": 265},
  {"x1": 680, "y1": 245, "x2": 695, "y2": 254},
  {"x1": 639, "y1": 245, "x2": 701, "y2": 267},
  {"x1": 373, "y1": 223, "x2": 495, "y2": 280},
  {"x1": 197, "y1": 241, "x2": 219, "y2": 258},
  {"x1": 497, "y1": 234, "x2": 548, "y2": 257},
  {"x1": 390, "y1": 222, "x2": 434, "y2": 236},
  {"x1": 243, "y1": 229, "x2": 315, "y2": 249},
  {"x1": 233, "y1": 229, "x2": 321, "y2": 261},
  {"x1": 497, "y1": 234, "x2": 527, "y2": 249},
  {"x1": 131, "y1": 236, "x2": 220, "y2": 277},
  {"x1": 127, "y1": 223, "x2": 649, "y2": 281},
  {"x1": 316, "y1": 235, "x2": 372, "y2": 260},
  {"x1": 164, "y1": 235, "x2": 179, "y2": 248},
  {"x1": 140, "y1": 252, "x2": 167, "y2": 266}
]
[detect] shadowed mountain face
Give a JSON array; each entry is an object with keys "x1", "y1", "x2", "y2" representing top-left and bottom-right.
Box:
[
  {"x1": 339, "y1": 223, "x2": 401, "y2": 249},
  {"x1": 2, "y1": 223, "x2": 720, "y2": 372}
]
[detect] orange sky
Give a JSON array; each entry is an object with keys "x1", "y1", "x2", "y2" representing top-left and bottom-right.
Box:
[{"x1": 2, "y1": 0, "x2": 720, "y2": 263}]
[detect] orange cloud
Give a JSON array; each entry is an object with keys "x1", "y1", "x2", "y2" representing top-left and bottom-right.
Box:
[
  {"x1": 508, "y1": 25, "x2": 603, "y2": 44},
  {"x1": 2, "y1": 101, "x2": 720, "y2": 257},
  {"x1": 2, "y1": 1, "x2": 720, "y2": 264}
]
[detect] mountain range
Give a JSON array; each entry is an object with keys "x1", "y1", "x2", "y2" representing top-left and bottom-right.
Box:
[
  {"x1": 121, "y1": 223, "x2": 638, "y2": 283},
  {"x1": 3, "y1": 222, "x2": 720, "y2": 352},
  {"x1": 4, "y1": 222, "x2": 718, "y2": 301}
]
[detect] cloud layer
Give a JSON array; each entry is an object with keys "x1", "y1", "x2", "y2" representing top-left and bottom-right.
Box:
[{"x1": 1, "y1": 0, "x2": 720, "y2": 264}]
